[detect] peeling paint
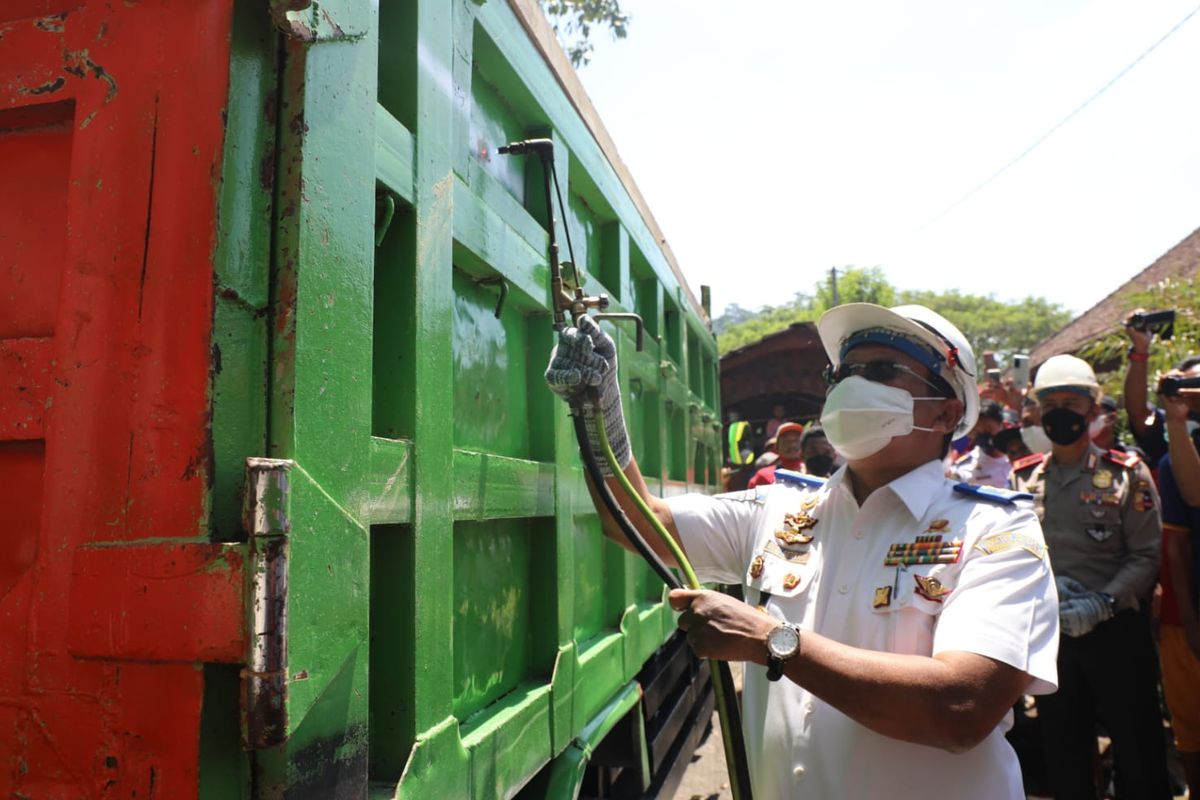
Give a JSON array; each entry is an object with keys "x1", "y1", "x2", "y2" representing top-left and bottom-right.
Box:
[
  {"x1": 63, "y1": 48, "x2": 118, "y2": 103},
  {"x1": 33, "y1": 13, "x2": 68, "y2": 33},
  {"x1": 23, "y1": 76, "x2": 66, "y2": 95}
]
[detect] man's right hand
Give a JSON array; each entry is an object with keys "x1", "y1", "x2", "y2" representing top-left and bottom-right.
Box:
[
  {"x1": 545, "y1": 316, "x2": 616, "y2": 405},
  {"x1": 1124, "y1": 308, "x2": 1152, "y2": 355},
  {"x1": 544, "y1": 316, "x2": 631, "y2": 475}
]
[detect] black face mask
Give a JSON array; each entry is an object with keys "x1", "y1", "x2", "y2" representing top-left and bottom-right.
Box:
[
  {"x1": 805, "y1": 454, "x2": 836, "y2": 477},
  {"x1": 1042, "y1": 407, "x2": 1088, "y2": 446}
]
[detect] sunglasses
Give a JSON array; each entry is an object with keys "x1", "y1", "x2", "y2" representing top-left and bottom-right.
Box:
[{"x1": 824, "y1": 360, "x2": 955, "y2": 398}]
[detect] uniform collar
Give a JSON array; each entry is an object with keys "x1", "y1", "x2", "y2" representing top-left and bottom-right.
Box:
[
  {"x1": 886, "y1": 459, "x2": 949, "y2": 520},
  {"x1": 830, "y1": 459, "x2": 946, "y2": 520}
]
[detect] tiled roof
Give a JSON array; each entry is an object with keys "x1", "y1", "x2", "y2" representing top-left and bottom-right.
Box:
[{"x1": 1030, "y1": 227, "x2": 1200, "y2": 365}]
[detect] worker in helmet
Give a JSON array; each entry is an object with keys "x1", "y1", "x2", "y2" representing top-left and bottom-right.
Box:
[
  {"x1": 545, "y1": 303, "x2": 1058, "y2": 799},
  {"x1": 1012, "y1": 354, "x2": 1170, "y2": 799}
]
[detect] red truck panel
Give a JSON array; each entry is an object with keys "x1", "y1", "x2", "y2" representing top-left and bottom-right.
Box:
[{"x1": 0, "y1": 3, "x2": 242, "y2": 797}]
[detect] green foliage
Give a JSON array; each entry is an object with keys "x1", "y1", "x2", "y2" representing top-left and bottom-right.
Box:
[
  {"x1": 540, "y1": 0, "x2": 629, "y2": 67},
  {"x1": 715, "y1": 299, "x2": 819, "y2": 354},
  {"x1": 896, "y1": 289, "x2": 1071, "y2": 361},
  {"x1": 1075, "y1": 277, "x2": 1200, "y2": 400},
  {"x1": 715, "y1": 266, "x2": 1073, "y2": 360},
  {"x1": 817, "y1": 266, "x2": 895, "y2": 309}
]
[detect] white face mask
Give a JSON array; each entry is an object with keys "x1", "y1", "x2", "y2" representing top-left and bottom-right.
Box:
[
  {"x1": 1020, "y1": 425, "x2": 1053, "y2": 454},
  {"x1": 819, "y1": 375, "x2": 939, "y2": 460},
  {"x1": 1088, "y1": 416, "x2": 1107, "y2": 439}
]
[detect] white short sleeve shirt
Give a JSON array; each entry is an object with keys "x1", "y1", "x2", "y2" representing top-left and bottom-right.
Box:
[{"x1": 667, "y1": 460, "x2": 1059, "y2": 800}]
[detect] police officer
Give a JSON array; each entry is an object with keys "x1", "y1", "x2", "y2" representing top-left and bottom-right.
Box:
[
  {"x1": 1012, "y1": 354, "x2": 1170, "y2": 799},
  {"x1": 546, "y1": 304, "x2": 1059, "y2": 799}
]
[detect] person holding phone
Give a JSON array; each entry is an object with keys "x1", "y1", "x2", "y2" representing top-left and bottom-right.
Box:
[
  {"x1": 1150, "y1": 358, "x2": 1200, "y2": 800},
  {"x1": 1124, "y1": 309, "x2": 1175, "y2": 468}
]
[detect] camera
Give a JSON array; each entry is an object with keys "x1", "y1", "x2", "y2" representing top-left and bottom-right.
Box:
[
  {"x1": 985, "y1": 368, "x2": 1002, "y2": 384},
  {"x1": 1157, "y1": 374, "x2": 1200, "y2": 397},
  {"x1": 1129, "y1": 309, "x2": 1175, "y2": 340}
]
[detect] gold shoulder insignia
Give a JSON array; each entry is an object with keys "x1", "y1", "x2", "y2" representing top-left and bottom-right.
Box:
[{"x1": 974, "y1": 530, "x2": 1047, "y2": 560}]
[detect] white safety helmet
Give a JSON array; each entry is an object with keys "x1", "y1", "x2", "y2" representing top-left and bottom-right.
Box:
[
  {"x1": 817, "y1": 303, "x2": 979, "y2": 438},
  {"x1": 1032, "y1": 354, "x2": 1101, "y2": 400}
]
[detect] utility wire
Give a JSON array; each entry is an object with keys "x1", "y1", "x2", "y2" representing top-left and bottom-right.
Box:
[{"x1": 918, "y1": 2, "x2": 1200, "y2": 231}]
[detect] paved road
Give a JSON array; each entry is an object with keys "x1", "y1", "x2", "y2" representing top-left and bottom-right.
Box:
[
  {"x1": 670, "y1": 705, "x2": 732, "y2": 800},
  {"x1": 671, "y1": 664, "x2": 739, "y2": 800}
]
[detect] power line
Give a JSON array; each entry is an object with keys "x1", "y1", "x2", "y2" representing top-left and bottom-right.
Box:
[{"x1": 917, "y1": 2, "x2": 1200, "y2": 232}]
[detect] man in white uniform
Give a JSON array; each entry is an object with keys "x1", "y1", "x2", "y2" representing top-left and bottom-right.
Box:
[{"x1": 545, "y1": 303, "x2": 1059, "y2": 799}]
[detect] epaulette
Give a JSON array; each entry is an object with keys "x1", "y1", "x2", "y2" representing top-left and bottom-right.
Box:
[
  {"x1": 953, "y1": 482, "x2": 1034, "y2": 506},
  {"x1": 1010, "y1": 452, "x2": 1046, "y2": 472},
  {"x1": 775, "y1": 469, "x2": 827, "y2": 489},
  {"x1": 1104, "y1": 449, "x2": 1141, "y2": 469}
]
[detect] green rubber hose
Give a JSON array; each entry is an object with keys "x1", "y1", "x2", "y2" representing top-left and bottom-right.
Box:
[{"x1": 595, "y1": 408, "x2": 753, "y2": 800}]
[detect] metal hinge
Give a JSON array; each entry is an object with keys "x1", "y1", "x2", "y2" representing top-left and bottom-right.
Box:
[{"x1": 241, "y1": 457, "x2": 293, "y2": 750}]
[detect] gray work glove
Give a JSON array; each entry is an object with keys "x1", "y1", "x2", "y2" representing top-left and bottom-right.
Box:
[
  {"x1": 545, "y1": 316, "x2": 631, "y2": 477},
  {"x1": 1059, "y1": 592, "x2": 1113, "y2": 638},
  {"x1": 1055, "y1": 574, "x2": 1089, "y2": 600}
]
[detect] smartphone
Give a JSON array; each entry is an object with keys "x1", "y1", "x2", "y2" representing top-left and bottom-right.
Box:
[
  {"x1": 986, "y1": 368, "x2": 1002, "y2": 385},
  {"x1": 1011, "y1": 354, "x2": 1031, "y2": 387}
]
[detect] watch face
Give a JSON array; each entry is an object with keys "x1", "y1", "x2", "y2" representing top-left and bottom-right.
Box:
[{"x1": 768, "y1": 624, "x2": 800, "y2": 659}]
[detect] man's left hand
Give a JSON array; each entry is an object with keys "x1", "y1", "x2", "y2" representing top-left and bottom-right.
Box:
[{"x1": 669, "y1": 589, "x2": 778, "y2": 663}]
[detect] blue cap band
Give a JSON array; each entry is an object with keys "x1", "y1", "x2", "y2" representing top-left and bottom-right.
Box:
[{"x1": 840, "y1": 329, "x2": 945, "y2": 375}]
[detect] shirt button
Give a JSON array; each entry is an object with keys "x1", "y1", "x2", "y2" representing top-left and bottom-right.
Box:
[
  {"x1": 794, "y1": 765, "x2": 806, "y2": 780},
  {"x1": 838, "y1": 584, "x2": 848, "y2": 594},
  {"x1": 854, "y1": 529, "x2": 864, "y2": 539},
  {"x1": 805, "y1": 701, "x2": 815, "y2": 714}
]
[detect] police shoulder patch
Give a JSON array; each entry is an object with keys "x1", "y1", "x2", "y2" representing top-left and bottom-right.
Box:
[
  {"x1": 1010, "y1": 452, "x2": 1046, "y2": 473},
  {"x1": 1104, "y1": 449, "x2": 1141, "y2": 469},
  {"x1": 775, "y1": 469, "x2": 827, "y2": 489},
  {"x1": 973, "y1": 530, "x2": 1047, "y2": 560},
  {"x1": 953, "y1": 482, "x2": 1034, "y2": 506}
]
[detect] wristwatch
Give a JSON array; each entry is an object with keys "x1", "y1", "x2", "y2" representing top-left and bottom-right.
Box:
[{"x1": 765, "y1": 622, "x2": 802, "y2": 682}]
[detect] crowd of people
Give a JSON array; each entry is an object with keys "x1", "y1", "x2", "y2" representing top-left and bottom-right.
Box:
[
  {"x1": 719, "y1": 312, "x2": 1200, "y2": 798},
  {"x1": 548, "y1": 301, "x2": 1198, "y2": 798}
]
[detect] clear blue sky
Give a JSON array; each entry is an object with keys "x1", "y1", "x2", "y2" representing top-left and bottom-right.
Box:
[{"x1": 575, "y1": 1, "x2": 1200, "y2": 319}]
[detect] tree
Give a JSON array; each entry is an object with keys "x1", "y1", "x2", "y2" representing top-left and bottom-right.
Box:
[
  {"x1": 540, "y1": 0, "x2": 629, "y2": 67},
  {"x1": 712, "y1": 302, "x2": 758, "y2": 336},
  {"x1": 896, "y1": 289, "x2": 1071, "y2": 363},
  {"x1": 716, "y1": 266, "x2": 891, "y2": 354},
  {"x1": 714, "y1": 265, "x2": 1073, "y2": 360},
  {"x1": 815, "y1": 266, "x2": 895, "y2": 310}
]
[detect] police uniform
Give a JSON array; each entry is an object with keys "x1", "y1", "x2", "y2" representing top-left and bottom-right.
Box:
[
  {"x1": 668, "y1": 462, "x2": 1059, "y2": 799},
  {"x1": 1011, "y1": 444, "x2": 1170, "y2": 799},
  {"x1": 948, "y1": 445, "x2": 1012, "y2": 488}
]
